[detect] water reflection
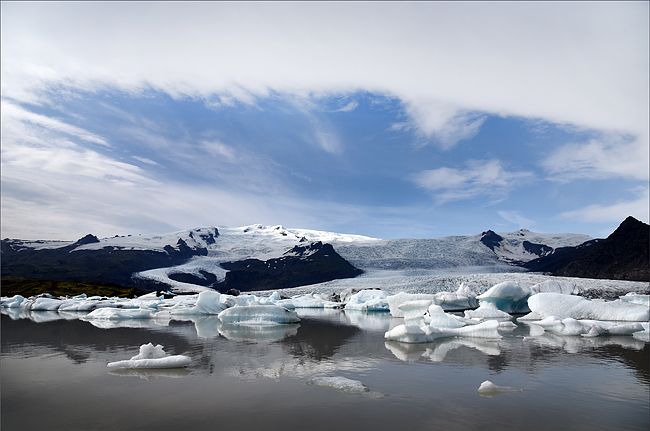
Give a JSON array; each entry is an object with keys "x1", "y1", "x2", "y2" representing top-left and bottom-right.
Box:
[
  {"x1": 524, "y1": 333, "x2": 647, "y2": 353},
  {"x1": 385, "y1": 338, "x2": 501, "y2": 363},
  {"x1": 108, "y1": 368, "x2": 191, "y2": 380},
  {"x1": 218, "y1": 323, "x2": 300, "y2": 342}
]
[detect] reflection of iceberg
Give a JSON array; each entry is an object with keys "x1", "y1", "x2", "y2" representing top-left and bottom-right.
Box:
[
  {"x1": 384, "y1": 341, "x2": 427, "y2": 362},
  {"x1": 181, "y1": 315, "x2": 221, "y2": 339},
  {"x1": 109, "y1": 368, "x2": 190, "y2": 380},
  {"x1": 423, "y1": 338, "x2": 501, "y2": 362},
  {"x1": 1, "y1": 307, "x2": 31, "y2": 320},
  {"x1": 344, "y1": 310, "x2": 392, "y2": 332},
  {"x1": 27, "y1": 311, "x2": 66, "y2": 323},
  {"x1": 86, "y1": 317, "x2": 170, "y2": 330},
  {"x1": 218, "y1": 323, "x2": 299, "y2": 342},
  {"x1": 83, "y1": 307, "x2": 155, "y2": 320},
  {"x1": 524, "y1": 332, "x2": 646, "y2": 353}
]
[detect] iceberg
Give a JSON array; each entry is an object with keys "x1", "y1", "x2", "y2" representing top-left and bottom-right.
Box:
[
  {"x1": 529, "y1": 279, "x2": 579, "y2": 295},
  {"x1": 29, "y1": 297, "x2": 65, "y2": 311},
  {"x1": 384, "y1": 319, "x2": 501, "y2": 344},
  {"x1": 0, "y1": 295, "x2": 27, "y2": 308},
  {"x1": 528, "y1": 293, "x2": 649, "y2": 322},
  {"x1": 107, "y1": 343, "x2": 191, "y2": 369},
  {"x1": 344, "y1": 290, "x2": 389, "y2": 312},
  {"x1": 619, "y1": 292, "x2": 650, "y2": 307},
  {"x1": 275, "y1": 293, "x2": 340, "y2": 309},
  {"x1": 476, "y1": 281, "x2": 530, "y2": 313},
  {"x1": 83, "y1": 307, "x2": 155, "y2": 320},
  {"x1": 477, "y1": 380, "x2": 520, "y2": 396},
  {"x1": 387, "y1": 292, "x2": 436, "y2": 317},
  {"x1": 168, "y1": 290, "x2": 226, "y2": 315},
  {"x1": 433, "y1": 283, "x2": 478, "y2": 311},
  {"x1": 464, "y1": 302, "x2": 512, "y2": 320},
  {"x1": 427, "y1": 304, "x2": 466, "y2": 328},
  {"x1": 217, "y1": 305, "x2": 300, "y2": 325}
]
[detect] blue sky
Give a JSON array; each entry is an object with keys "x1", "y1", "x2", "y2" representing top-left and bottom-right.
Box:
[{"x1": 1, "y1": 2, "x2": 648, "y2": 239}]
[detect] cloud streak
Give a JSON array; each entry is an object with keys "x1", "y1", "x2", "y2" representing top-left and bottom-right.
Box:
[{"x1": 412, "y1": 159, "x2": 532, "y2": 203}]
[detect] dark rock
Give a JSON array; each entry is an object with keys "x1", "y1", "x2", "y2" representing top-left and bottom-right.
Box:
[
  {"x1": 480, "y1": 230, "x2": 503, "y2": 251},
  {"x1": 216, "y1": 241, "x2": 362, "y2": 292},
  {"x1": 525, "y1": 216, "x2": 650, "y2": 282},
  {"x1": 74, "y1": 234, "x2": 100, "y2": 246},
  {"x1": 522, "y1": 240, "x2": 553, "y2": 257},
  {"x1": 226, "y1": 288, "x2": 241, "y2": 296}
]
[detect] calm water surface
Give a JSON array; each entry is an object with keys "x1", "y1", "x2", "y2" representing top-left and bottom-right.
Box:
[{"x1": 2, "y1": 309, "x2": 649, "y2": 431}]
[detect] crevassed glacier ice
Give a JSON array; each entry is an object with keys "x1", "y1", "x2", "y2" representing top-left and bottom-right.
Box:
[
  {"x1": 217, "y1": 305, "x2": 300, "y2": 325},
  {"x1": 476, "y1": 281, "x2": 531, "y2": 313},
  {"x1": 107, "y1": 343, "x2": 191, "y2": 369},
  {"x1": 528, "y1": 293, "x2": 649, "y2": 322},
  {"x1": 344, "y1": 290, "x2": 389, "y2": 312}
]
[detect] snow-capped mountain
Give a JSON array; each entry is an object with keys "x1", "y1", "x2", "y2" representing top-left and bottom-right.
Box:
[{"x1": 1, "y1": 223, "x2": 590, "y2": 293}]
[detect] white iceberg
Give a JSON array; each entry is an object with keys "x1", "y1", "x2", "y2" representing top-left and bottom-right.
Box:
[
  {"x1": 477, "y1": 380, "x2": 521, "y2": 396},
  {"x1": 58, "y1": 299, "x2": 114, "y2": 312},
  {"x1": 217, "y1": 305, "x2": 300, "y2": 325},
  {"x1": 29, "y1": 297, "x2": 66, "y2": 311},
  {"x1": 107, "y1": 343, "x2": 191, "y2": 369},
  {"x1": 433, "y1": 283, "x2": 478, "y2": 311},
  {"x1": 384, "y1": 319, "x2": 501, "y2": 344},
  {"x1": 275, "y1": 293, "x2": 340, "y2": 309},
  {"x1": 464, "y1": 302, "x2": 512, "y2": 320},
  {"x1": 529, "y1": 279, "x2": 579, "y2": 295},
  {"x1": 528, "y1": 293, "x2": 649, "y2": 322},
  {"x1": 168, "y1": 290, "x2": 226, "y2": 315},
  {"x1": 387, "y1": 292, "x2": 436, "y2": 317},
  {"x1": 427, "y1": 304, "x2": 466, "y2": 328},
  {"x1": 83, "y1": 307, "x2": 155, "y2": 320},
  {"x1": 0, "y1": 295, "x2": 27, "y2": 308},
  {"x1": 476, "y1": 281, "x2": 531, "y2": 313},
  {"x1": 619, "y1": 292, "x2": 650, "y2": 307},
  {"x1": 344, "y1": 289, "x2": 389, "y2": 312}
]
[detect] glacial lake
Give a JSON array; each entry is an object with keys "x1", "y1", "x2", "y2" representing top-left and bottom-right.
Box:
[{"x1": 2, "y1": 309, "x2": 649, "y2": 431}]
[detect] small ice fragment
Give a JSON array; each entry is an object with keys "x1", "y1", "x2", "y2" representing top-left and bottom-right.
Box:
[
  {"x1": 308, "y1": 376, "x2": 373, "y2": 395},
  {"x1": 477, "y1": 380, "x2": 520, "y2": 396},
  {"x1": 107, "y1": 343, "x2": 191, "y2": 369}
]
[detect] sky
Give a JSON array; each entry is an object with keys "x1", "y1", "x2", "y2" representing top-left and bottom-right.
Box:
[{"x1": 1, "y1": 2, "x2": 648, "y2": 240}]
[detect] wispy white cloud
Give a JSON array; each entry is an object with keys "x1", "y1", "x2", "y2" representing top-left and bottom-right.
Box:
[
  {"x1": 200, "y1": 140, "x2": 237, "y2": 161},
  {"x1": 1, "y1": 2, "x2": 646, "y2": 148},
  {"x1": 412, "y1": 159, "x2": 532, "y2": 203},
  {"x1": 336, "y1": 100, "x2": 358, "y2": 112},
  {"x1": 541, "y1": 134, "x2": 649, "y2": 182},
  {"x1": 560, "y1": 187, "x2": 649, "y2": 224},
  {"x1": 498, "y1": 210, "x2": 535, "y2": 229}
]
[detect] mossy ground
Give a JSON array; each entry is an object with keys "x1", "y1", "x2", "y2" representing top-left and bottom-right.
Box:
[{"x1": 0, "y1": 277, "x2": 146, "y2": 298}]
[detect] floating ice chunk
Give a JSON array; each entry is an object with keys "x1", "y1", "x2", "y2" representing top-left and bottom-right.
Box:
[
  {"x1": 308, "y1": 376, "x2": 369, "y2": 394},
  {"x1": 107, "y1": 343, "x2": 191, "y2": 369},
  {"x1": 619, "y1": 293, "x2": 650, "y2": 307},
  {"x1": 387, "y1": 292, "x2": 436, "y2": 317},
  {"x1": 217, "y1": 305, "x2": 300, "y2": 325},
  {"x1": 29, "y1": 298, "x2": 65, "y2": 311},
  {"x1": 477, "y1": 380, "x2": 520, "y2": 396},
  {"x1": 275, "y1": 293, "x2": 340, "y2": 309},
  {"x1": 528, "y1": 293, "x2": 649, "y2": 322},
  {"x1": 84, "y1": 307, "x2": 154, "y2": 320},
  {"x1": 464, "y1": 302, "x2": 512, "y2": 320},
  {"x1": 399, "y1": 300, "x2": 433, "y2": 323},
  {"x1": 59, "y1": 299, "x2": 114, "y2": 312},
  {"x1": 427, "y1": 304, "x2": 466, "y2": 329},
  {"x1": 517, "y1": 311, "x2": 544, "y2": 321},
  {"x1": 344, "y1": 290, "x2": 389, "y2": 312},
  {"x1": 385, "y1": 319, "x2": 501, "y2": 343},
  {"x1": 477, "y1": 281, "x2": 531, "y2": 313},
  {"x1": 0, "y1": 295, "x2": 26, "y2": 308},
  {"x1": 169, "y1": 291, "x2": 226, "y2": 315},
  {"x1": 433, "y1": 283, "x2": 478, "y2": 311}
]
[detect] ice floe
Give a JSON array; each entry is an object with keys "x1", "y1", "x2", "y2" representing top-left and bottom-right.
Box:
[
  {"x1": 385, "y1": 319, "x2": 501, "y2": 344},
  {"x1": 308, "y1": 376, "x2": 382, "y2": 398},
  {"x1": 528, "y1": 293, "x2": 649, "y2": 322},
  {"x1": 344, "y1": 289, "x2": 389, "y2": 312},
  {"x1": 476, "y1": 281, "x2": 531, "y2": 313},
  {"x1": 107, "y1": 343, "x2": 191, "y2": 369},
  {"x1": 217, "y1": 305, "x2": 300, "y2": 325},
  {"x1": 477, "y1": 380, "x2": 521, "y2": 396}
]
